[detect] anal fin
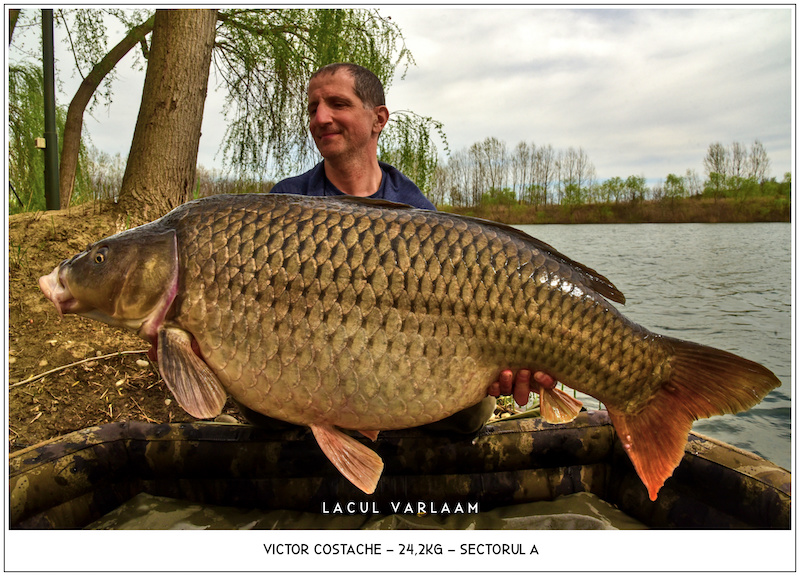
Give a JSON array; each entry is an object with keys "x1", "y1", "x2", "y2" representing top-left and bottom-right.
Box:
[
  {"x1": 359, "y1": 430, "x2": 380, "y2": 442},
  {"x1": 540, "y1": 387, "x2": 583, "y2": 424},
  {"x1": 310, "y1": 423, "x2": 384, "y2": 494},
  {"x1": 158, "y1": 326, "x2": 227, "y2": 419}
]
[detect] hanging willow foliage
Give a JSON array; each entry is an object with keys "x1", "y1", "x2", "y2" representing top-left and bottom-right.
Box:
[{"x1": 8, "y1": 63, "x2": 92, "y2": 213}]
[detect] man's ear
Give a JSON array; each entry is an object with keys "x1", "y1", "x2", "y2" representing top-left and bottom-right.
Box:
[{"x1": 373, "y1": 105, "x2": 389, "y2": 135}]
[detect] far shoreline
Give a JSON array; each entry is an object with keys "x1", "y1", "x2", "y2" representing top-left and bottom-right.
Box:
[{"x1": 438, "y1": 196, "x2": 791, "y2": 226}]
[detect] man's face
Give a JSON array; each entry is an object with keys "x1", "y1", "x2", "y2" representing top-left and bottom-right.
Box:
[{"x1": 307, "y1": 70, "x2": 386, "y2": 162}]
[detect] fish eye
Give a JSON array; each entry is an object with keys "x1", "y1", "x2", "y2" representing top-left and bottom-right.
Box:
[{"x1": 94, "y1": 247, "x2": 108, "y2": 264}]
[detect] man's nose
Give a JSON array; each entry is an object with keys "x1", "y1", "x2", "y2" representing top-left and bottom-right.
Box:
[{"x1": 312, "y1": 103, "x2": 333, "y2": 125}]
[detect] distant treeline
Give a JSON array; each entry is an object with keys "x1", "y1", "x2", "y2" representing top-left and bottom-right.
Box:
[
  {"x1": 442, "y1": 195, "x2": 791, "y2": 225},
  {"x1": 11, "y1": 137, "x2": 788, "y2": 226},
  {"x1": 425, "y1": 137, "x2": 790, "y2": 211}
]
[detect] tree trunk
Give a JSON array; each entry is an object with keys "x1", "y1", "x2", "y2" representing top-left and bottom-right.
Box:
[
  {"x1": 116, "y1": 9, "x2": 217, "y2": 223},
  {"x1": 59, "y1": 15, "x2": 155, "y2": 209},
  {"x1": 9, "y1": 9, "x2": 20, "y2": 44}
]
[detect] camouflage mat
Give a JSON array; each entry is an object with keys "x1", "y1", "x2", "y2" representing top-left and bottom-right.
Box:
[{"x1": 86, "y1": 491, "x2": 647, "y2": 530}]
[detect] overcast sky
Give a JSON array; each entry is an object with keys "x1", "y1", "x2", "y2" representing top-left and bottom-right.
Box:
[
  {"x1": 11, "y1": 6, "x2": 794, "y2": 185},
  {"x1": 384, "y1": 6, "x2": 793, "y2": 182}
]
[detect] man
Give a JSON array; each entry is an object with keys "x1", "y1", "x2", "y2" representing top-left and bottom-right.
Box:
[
  {"x1": 270, "y1": 62, "x2": 559, "y2": 433},
  {"x1": 270, "y1": 62, "x2": 434, "y2": 209}
]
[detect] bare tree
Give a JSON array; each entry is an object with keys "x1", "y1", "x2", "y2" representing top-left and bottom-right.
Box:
[
  {"x1": 510, "y1": 141, "x2": 532, "y2": 202},
  {"x1": 730, "y1": 141, "x2": 747, "y2": 181},
  {"x1": 558, "y1": 146, "x2": 595, "y2": 205},
  {"x1": 748, "y1": 139, "x2": 771, "y2": 184},
  {"x1": 684, "y1": 168, "x2": 702, "y2": 197},
  {"x1": 532, "y1": 144, "x2": 556, "y2": 205},
  {"x1": 447, "y1": 149, "x2": 471, "y2": 207}
]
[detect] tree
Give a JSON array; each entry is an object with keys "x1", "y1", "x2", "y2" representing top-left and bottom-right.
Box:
[
  {"x1": 531, "y1": 144, "x2": 556, "y2": 206},
  {"x1": 9, "y1": 8, "x2": 20, "y2": 43},
  {"x1": 116, "y1": 9, "x2": 217, "y2": 221},
  {"x1": 9, "y1": 64, "x2": 51, "y2": 213},
  {"x1": 59, "y1": 14, "x2": 154, "y2": 208},
  {"x1": 426, "y1": 164, "x2": 450, "y2": 207},
  {"x1": 510, "y1": 141, "x2": 532, "y2": 202},
  {"x1": 663, "y1": 173, "x2": 686, "y2": 201},
  {"x1": 684, "y1": 168, "x2": 702, "y2": 197},
  {"x1": 729, "y1": 141, "x2": 747, "y2": 182},
  {"x1": 624, "y1": 174, "x2": 648, "y2": 203},
  {"x1": 748, "y1": 139, "x2": 771, "y2": 184},
  {"x1": 467, "y1": 137, "x2": 508, "y2": 203},
  {"x1": 703, "y1": 142, "x2": 728, "y2": 197},
  {"x1": 378, "y1": 111, "x2": 445, "y2": 196},
  {"x1": 598, "y1": 176, "x2": 625, "y2": 203},
  {"x1": 557, "y1": 147, "x2": 595, "y2": 206},
  {"x1": 449, "y1": 149, "x2": 472, "y2": 207}
]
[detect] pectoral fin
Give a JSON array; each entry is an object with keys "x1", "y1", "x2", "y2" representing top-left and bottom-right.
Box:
[
  {"x1": 157, "y1": 326, "x2": 227, "y2": 419},
  {"x1": 310, "y1": 423, "x2": 384, "y2": 494},
  {"x1": 539, "y1": 387, "x2": 583, "y2": 424}
]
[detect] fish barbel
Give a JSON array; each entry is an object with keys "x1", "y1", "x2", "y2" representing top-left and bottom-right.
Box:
[{"x1": 38, "y1": 194, "x2": 780, "y2": 499}]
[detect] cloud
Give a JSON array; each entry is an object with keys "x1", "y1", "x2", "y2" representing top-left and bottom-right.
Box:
[
  {"x1": 16, "y1": 7, "x2": 790, "y2": 183},
  {"x1": 387, "y1": 7, "x2": 792, "y2": 180}
]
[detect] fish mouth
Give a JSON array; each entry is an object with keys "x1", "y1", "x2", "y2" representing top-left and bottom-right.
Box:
[{"x1": 38, "y1": 266, "x2": 81, "y2": 317}]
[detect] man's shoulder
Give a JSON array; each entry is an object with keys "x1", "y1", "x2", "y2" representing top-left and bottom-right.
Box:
[
  {"x1": 271, "y1": 163, "x2": 325, "y2": 195},
  {"x1": 379, "y1": 162, "x2": 436, "y2": 210}
]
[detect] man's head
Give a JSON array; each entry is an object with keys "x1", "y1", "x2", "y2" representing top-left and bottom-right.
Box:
[
  {"x1": 307, "y1": 63, "x2": 389, "y2": 164},
  {"x1": 310, "y1": 63, "x2": 386, "y2": 109}
]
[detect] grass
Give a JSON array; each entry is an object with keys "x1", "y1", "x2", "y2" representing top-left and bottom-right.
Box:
[{"x1": 9, "y1": 241, "x2": 29, "y2": 270}]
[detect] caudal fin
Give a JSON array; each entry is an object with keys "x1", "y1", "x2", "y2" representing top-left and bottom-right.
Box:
[{"x1": 608, "y1": 337, "x2": 781, "y2": 501}]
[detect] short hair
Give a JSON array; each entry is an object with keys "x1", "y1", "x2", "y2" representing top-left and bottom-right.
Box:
[{"x1": 310, "y1": 63, "x2": 386, "y2": 108}]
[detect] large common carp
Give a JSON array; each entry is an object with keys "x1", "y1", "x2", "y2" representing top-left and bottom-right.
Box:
[{"x1": 38, "y1": 194, "x2": 780, "y2": 500}]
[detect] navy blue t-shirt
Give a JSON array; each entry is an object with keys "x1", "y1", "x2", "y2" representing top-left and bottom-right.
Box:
[{"x1": 270, "y1": 161, "x2": 436, "y2": 211}]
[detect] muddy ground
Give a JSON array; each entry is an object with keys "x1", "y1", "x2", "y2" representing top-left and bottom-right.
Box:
[{"x1": 7, "y1": 203, "x2": 247, "y2": 454}]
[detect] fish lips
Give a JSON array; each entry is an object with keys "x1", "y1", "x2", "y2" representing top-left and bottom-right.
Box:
[{"x1": 38, "y1": 266, "x2": 87, "y2": 317}]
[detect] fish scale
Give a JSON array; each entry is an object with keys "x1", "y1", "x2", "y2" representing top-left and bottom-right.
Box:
[
  {"x1": 38, "y1": 193, "x2": 780, "y2": 498},
  {"x1": 166, "y1": 196, "x2": 651, "y2": 427}
]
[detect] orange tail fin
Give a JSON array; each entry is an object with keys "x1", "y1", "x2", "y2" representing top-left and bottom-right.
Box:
[{"x1": 607, "y1": 337, "x2": 781, "y2": 501}]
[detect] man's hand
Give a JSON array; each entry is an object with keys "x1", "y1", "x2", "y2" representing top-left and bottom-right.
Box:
[{"x1": 487, "y1": 369, "x2": 557, "y2": 406}]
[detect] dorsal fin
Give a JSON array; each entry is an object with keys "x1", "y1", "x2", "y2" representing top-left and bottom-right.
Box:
[
  {"x1": 316, "y1": 194, "x2": 415, "y2": 210},
  {"x1": 318, "y1": 195, "x2": 625, "y2": 304},
  {"x1": 461, "y1": 215, "x2": 626, "y2": 304}
]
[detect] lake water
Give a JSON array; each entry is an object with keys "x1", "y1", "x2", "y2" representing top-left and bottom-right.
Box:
[{"x1": 514, "y1": 222, "x2": 792, "y2": 470}]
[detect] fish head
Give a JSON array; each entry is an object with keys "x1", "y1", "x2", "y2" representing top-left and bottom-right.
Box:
[{"x1": 38, "y1": 227, "x2": 179, "y2": 341}]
